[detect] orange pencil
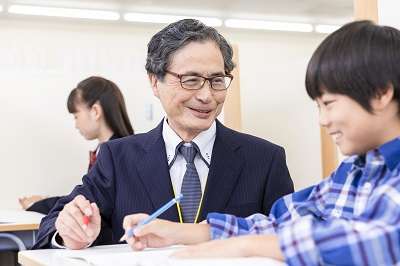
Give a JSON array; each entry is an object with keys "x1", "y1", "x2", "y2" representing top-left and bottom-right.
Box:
[{"x1": 83, "y1": 215, "x2": 90, "y2": 226}]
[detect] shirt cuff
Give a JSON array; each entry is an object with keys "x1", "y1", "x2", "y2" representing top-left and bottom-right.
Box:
[
  {"x1": 51, "y1": 231, "x2": 93, "y2": 249},
  {"x1": 277, "y1": 216, "x2": 320, "y2": 265},
  {"x1": 207, "y1": 213, "x2": 241, "y2": 239},
  {"x1": 51, "y1": 231, "x2": 65, "y2": 248}
]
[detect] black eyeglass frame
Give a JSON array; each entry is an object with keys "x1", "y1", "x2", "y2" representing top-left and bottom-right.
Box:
[{"x1": 165, "y1": 70, "x2": 234, "y2": 91}]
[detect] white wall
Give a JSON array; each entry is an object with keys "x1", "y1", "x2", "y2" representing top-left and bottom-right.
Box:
[
  {"x1": 224, "y1": 29, "x2": 324, "y2": 189},
  {"x1": 378, "y1": 0, "x2": 400, "y2": 27},
  {"x1": 0, "y1": 18, "x2": 325, "y2": 209}
]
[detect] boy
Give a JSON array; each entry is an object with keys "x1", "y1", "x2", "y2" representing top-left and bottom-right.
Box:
[{"x1": 122, "y1": 20, "x2": 400, "y2": 265}]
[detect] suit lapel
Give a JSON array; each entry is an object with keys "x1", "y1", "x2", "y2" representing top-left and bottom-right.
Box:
[
  {"x1": 198, "y1": 121, "x2": 244, "y2": 221},
  {"x1": 135, "y1": 121, "x2": 180, "y2": 221}
]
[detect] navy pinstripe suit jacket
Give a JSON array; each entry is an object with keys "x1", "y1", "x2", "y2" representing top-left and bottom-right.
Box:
[{"x1": 33, "y1": 120, "x2": 293, "y2": 249}]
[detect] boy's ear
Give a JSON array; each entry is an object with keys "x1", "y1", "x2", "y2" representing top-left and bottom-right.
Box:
[
  {"x1": 91, "y1": 102, "x2": 102, "y2": 121},
  {"x1": 371, "y1": 85, "x2": 394, "y2": 112},
  {"x1": 149, "y1": 74, "x2": 160, "y2": 98}
]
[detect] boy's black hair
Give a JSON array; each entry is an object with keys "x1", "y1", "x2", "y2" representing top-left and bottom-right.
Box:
[
  {"x1": 67, "y1": 76, "x2": 134, "y2": 138},
  {"x1": 306, "y1": 20, "x2": 400, "y2": 112}
]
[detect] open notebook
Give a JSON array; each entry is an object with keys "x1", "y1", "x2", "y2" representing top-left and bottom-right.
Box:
[{"x1": 51, "y1": 244, "x2": 286, "y2": 266}]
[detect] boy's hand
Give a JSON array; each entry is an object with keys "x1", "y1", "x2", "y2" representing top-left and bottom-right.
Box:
[
  {"x1": 172, "y1": 237, "x2": 249, "y2": 258},
  {"x1": 122, "y1": 214, "x2": 179, "y2": 250},
  {"x1": 122, "y1": 214, "x2": 211, "y2": 251},
  {"x1": 172, "y1": 235, "x2": 284, "y2": 261},
  {"x1": 55, "y1": 195, "x2": 101, "y2": 249}
]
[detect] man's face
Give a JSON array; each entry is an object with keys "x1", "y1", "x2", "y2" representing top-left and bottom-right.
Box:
[{"x1": 150, "y1": 41, "x2": 227, "y2": 140}]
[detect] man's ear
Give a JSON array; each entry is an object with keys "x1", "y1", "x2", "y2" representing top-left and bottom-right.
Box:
[
  {"x1": 371, "y1": 84, "x2": 394, "y2": 112},
  {"x1": 149, "y1": 74, "x2": 160, "y2": 98},
  {"x1": 91, "y1": 102, "x2": 102, "y2": 121}
]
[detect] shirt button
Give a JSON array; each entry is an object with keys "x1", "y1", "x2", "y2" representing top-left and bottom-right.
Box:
[
  {"x1": 363, "y1": 182, "x2": 372, "y2": 192},
  {"x1": 332, "y1": 209, "x2": 340, "y2": 217}
]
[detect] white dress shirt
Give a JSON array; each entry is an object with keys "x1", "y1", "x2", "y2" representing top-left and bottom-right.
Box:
[{"x1": 162, "y1": 118, "x2": 216, "y2": 196}]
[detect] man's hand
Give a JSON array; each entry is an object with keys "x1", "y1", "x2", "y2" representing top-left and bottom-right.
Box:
[{"x1": 55, "y1": 195, "x2": 101, "y2": 249}]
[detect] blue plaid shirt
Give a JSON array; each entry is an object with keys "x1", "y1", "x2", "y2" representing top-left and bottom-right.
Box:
[{"x1": 207, "y1": 137, "x2": 400, "y2": 266}]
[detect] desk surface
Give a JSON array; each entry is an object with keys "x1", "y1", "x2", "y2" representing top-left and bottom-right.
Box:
[
  {"x1": 0, "y1": 209, "x2": 44, "y2": 251},
  {"x1": 0, "y1": 210, "x2": 44, "y2": 232},
  {"x1": 19, "y1": 244, "x2": 287, "y2": 266},
  {"x1": 0, "y1": 223, "x2": 40, "y2": 232}
]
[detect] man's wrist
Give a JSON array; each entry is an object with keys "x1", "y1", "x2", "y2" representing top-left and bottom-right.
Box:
[{"x1": 51, "y1": 231, "x2": 93, "y2": 249}]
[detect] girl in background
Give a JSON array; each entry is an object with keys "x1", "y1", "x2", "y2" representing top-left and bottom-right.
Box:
[{"x1": 19, "y1": 76, "x2": 134, "y2": 214}]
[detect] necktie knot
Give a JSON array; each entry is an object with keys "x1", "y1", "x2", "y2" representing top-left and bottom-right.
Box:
[{"x1": 179, "y1": 143, "x2": 197, "y2": 163}]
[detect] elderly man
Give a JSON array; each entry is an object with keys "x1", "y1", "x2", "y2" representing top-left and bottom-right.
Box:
[{"x1": 33, "y1": 19, "x2": 293, "y2": 250}]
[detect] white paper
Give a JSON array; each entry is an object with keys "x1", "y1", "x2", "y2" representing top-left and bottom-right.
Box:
[
  {"x1": 53, "y1": 245, "x2": 181, "y2": 266},
  {"x1": 51, "y1": 244, "x2": 286, "y2": 266}
]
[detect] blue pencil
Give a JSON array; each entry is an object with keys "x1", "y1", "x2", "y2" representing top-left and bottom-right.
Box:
[{"x1": 120, "y1": 193, "x2": 183, "y2": 242}]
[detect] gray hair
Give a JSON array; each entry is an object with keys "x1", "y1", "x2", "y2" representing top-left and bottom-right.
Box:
[{"x1": 145, "y1": 19, "x2": 235, "y2": 79}]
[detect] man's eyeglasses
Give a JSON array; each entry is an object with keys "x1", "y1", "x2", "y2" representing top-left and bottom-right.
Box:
[{"x1": 165, "y1": 70, "x2": 233, "y2": 91}]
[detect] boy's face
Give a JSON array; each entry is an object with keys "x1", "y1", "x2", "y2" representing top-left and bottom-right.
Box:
[{"x1": 317, "y1": 92, "x2": 390, "y2": 156}]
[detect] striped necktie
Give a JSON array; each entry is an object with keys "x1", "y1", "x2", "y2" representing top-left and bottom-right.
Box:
[{"x1": 179, "y1": 143, "x2": 202, "y2": 223}]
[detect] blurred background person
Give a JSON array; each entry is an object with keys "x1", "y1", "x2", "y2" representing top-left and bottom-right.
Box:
[{"x1": 19, "y1": 76, "x2": 134, "y2": 214}]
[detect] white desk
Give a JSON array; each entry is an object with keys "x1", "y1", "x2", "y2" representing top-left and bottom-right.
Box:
[
  {"x1": 19, "y1": 244, "x2": 287, "y2": 266},
  {"x1": 0, "y1": 210, "x2": 44, "y2": 251}
]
